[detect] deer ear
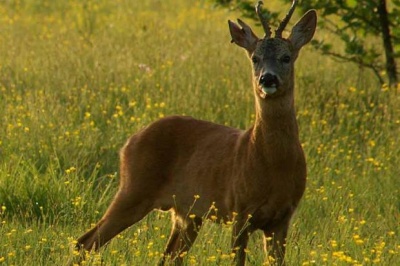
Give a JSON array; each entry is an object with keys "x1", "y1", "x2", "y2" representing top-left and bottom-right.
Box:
[
  {"x1": 289, "y1": 10, "x2": 317, "y2": 51},
  {"x1": 228, "y1": 19, "x2": 259, "y2": 54}
]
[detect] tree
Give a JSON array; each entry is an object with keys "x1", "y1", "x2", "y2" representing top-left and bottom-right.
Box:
[{"x1": 214, "y1": 0, "x2": 399, "y2": 86}]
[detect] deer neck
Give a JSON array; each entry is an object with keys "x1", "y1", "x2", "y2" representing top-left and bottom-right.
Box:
[{"x1": 250, "y1": 89, "x2": 300, "y2": 157}]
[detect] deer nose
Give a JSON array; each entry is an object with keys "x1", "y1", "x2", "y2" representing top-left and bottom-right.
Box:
[{"x1": 259, "y1": 73, "x2": 279, "y2": 88}]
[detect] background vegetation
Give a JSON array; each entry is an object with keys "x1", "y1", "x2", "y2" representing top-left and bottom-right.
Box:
[{"x1": 0, "y1": 0, "x2": 399, "y2": 265}]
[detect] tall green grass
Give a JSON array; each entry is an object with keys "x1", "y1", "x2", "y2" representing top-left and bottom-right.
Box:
[{"x1": 0, "y1": 0, "x2": 398, "y2": 265}]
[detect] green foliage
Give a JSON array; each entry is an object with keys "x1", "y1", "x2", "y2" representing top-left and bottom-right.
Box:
[
  {"x1": 0, "y1": 0, "x2": 399, "y2": 265},
  {"x1": 297, "y1": 0, "x2": 400, "y2": 85}
]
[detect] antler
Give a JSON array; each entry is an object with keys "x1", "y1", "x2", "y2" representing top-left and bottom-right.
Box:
[
  {"x1": 275, "y1": 0, "x2": 298, "y2": 38},
  {"x1": 256, "y1": 1, "x2": 271, "y2": 38}
]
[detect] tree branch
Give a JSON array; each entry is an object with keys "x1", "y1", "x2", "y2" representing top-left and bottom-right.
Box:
[{"x1": 321, "y1": 50, "x2": 385, "y2": 85}]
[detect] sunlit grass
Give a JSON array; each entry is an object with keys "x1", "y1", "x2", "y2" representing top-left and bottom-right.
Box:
[{"x1": 0, "y1": 0, "x2": 399, "y2": 265}]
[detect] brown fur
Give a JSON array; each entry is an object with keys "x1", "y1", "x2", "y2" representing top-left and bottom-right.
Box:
[{"x1": 76, "y1": 7, "x2": 317, "y2": 266}]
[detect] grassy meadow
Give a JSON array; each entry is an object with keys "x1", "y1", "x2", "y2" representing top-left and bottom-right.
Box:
[{"x1": 0, "y1": 0, "x2": 399, "y2": 265}]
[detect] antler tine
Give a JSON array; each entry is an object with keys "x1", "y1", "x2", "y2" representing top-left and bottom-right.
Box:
[
  {"x1": 256, "y1": 1, "x2": 271, "y2": 38},
  {"x1": 275, "y1": 0, "x2": 298, "y2": 38}
]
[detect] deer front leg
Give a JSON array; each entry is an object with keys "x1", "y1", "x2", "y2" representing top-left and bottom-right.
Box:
[
  {"x1": 231, "y1": 220, "x2": 251, "y2": 266},
  {"x1": 262, "y1": 219, "x2": 290, "y2": 266}
]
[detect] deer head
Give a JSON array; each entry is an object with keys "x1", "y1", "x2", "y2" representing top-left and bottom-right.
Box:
[{"x1": 228, "y1": 0, "x2": 316, "y2": 99}]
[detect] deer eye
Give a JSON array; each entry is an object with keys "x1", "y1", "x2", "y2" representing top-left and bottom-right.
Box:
[
  {"x1": 281, "y1": 55, "x2": 291, "y2": 64},
  {"x1": 251, "y1": 56, "x2": 260, "y2": 65}
]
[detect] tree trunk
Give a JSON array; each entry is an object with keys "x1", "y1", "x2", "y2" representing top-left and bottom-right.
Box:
[{"x1": 377, "y1": 0, "x2": 398, "y2": 87}]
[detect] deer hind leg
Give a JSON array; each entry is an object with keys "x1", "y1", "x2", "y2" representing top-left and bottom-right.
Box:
[
  {"x1": 159, "y1": 215, "x2": 203, "y2": 266},
  {"x1": 76, "y1": 189, "x2": 153, "y2": 252}
]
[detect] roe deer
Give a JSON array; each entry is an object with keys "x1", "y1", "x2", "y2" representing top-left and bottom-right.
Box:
[{"x1": 76, "y1": 1, "x2": 316, "y2": 265}]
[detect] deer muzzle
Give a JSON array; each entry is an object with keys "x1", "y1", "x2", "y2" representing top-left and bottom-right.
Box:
[{"x1": 259, "y1": 73, "x2": 280, "y2": 96}]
